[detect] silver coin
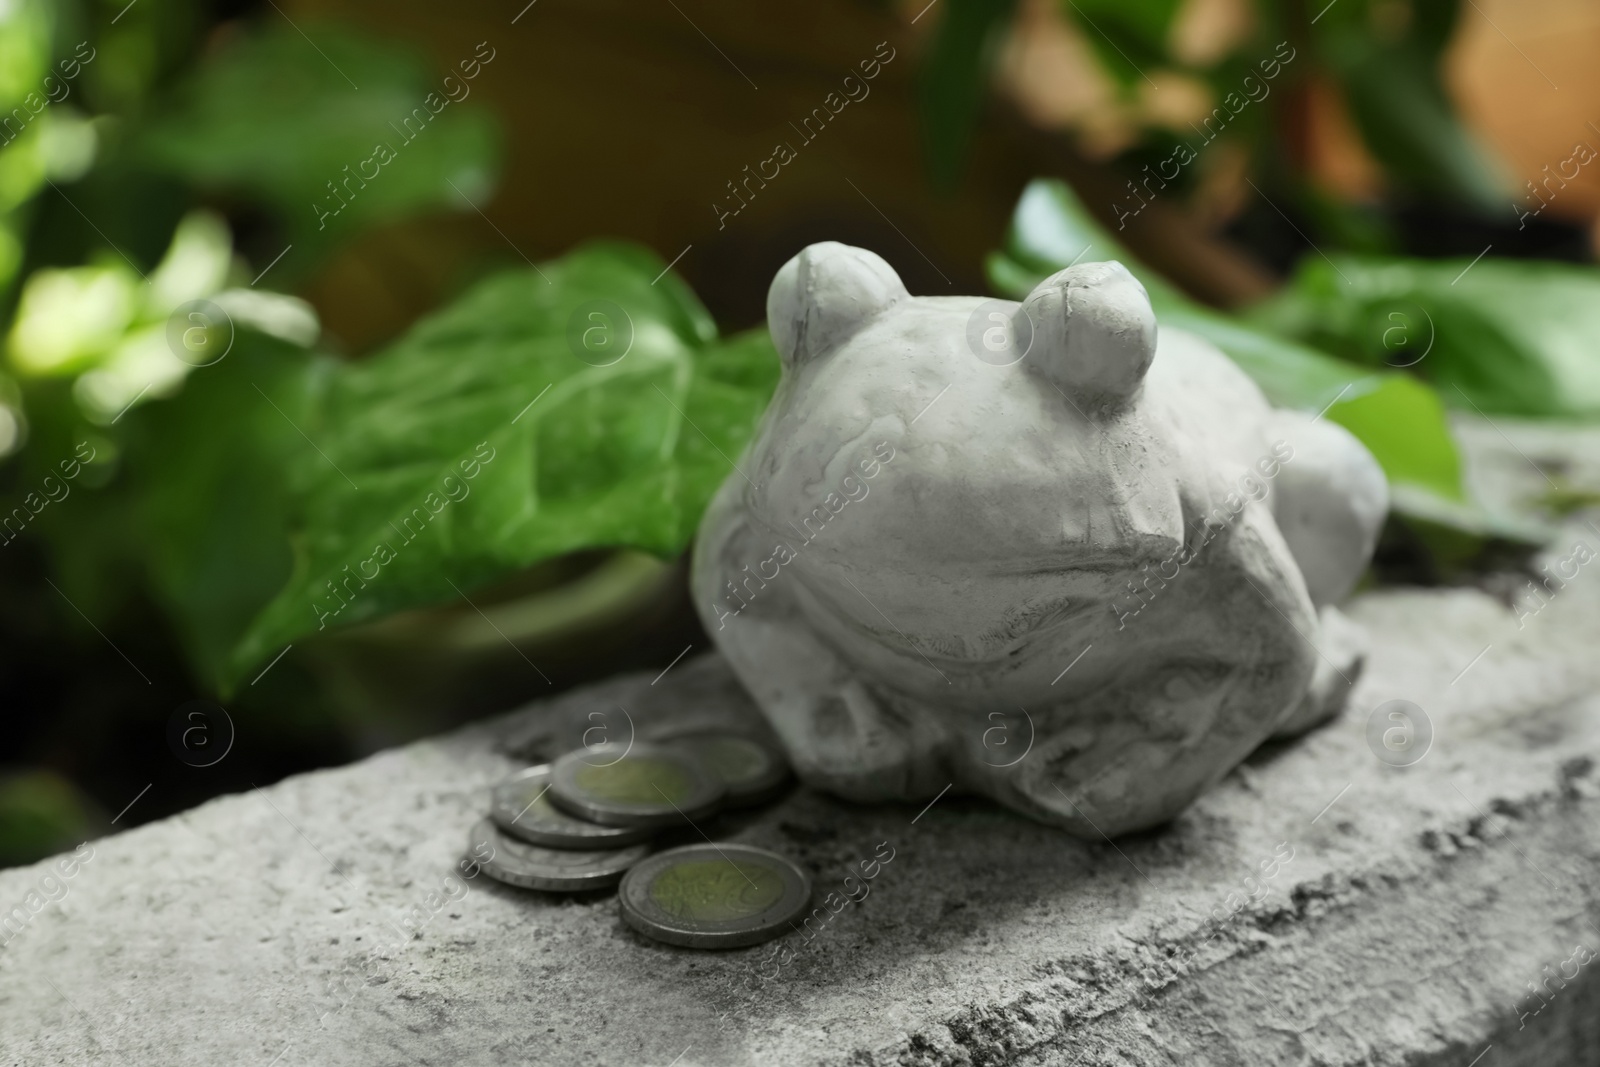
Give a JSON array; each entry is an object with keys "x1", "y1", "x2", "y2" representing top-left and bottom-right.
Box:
[
  {"x1": 469, "y1": 818, "x2": 651, "y2": 892},
  {"x1": 660, "y1": 731, "x2": 791, "y2": 808},
  {"x1": 491, "y1": 766, "x2": 658, "y2": 849},
  {"x1": 548, "y1": 742, "x2": 724, "y2": 829},
  {"x1": 618, "y1": 843, "x2": 813, "y2": 949}
]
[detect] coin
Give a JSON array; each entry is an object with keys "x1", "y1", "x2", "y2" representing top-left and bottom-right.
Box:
[
  {"x1": 491, "y1": 766, "x2": 658, "y2": 849},
  {"x1": 661, "y1": 731, "x2": 791, "y2": 808},
  {"x1": 548, "y1": 742, "x2": 724, "y2": 829},
  {"x1": 468, "y1": 818, "x2": 651, "y2": 892},
  {"x1": 619, "y1": 843, "x2": 813, "y2": 948}
]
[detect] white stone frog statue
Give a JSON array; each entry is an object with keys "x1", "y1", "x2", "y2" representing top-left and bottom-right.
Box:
[{"x1": 692, "y1": 242, "x2": 1387, "y2": 838}]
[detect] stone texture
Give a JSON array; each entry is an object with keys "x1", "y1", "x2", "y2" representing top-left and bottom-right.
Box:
[{"x1": 3, "y1": 424, "x2": 1599, "y2": 1067}]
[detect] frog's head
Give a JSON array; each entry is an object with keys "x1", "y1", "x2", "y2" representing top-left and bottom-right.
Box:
[{"x1": 766, "y1": 241, "x2": 1157, "y2": 407}]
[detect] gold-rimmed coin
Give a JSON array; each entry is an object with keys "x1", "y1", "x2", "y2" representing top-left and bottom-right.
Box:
[
  {"x1": 618, "y1": 843, "x2": 812, "y2": 948},
  {"x1": 660, "y1": 731, "x2": 791, "y2": 808},
  {"x1": 548, "y1": 742, "x2": 724, "y2": 829},
  {"x1": 469, "y1": 818, "x2": 650, "y2": 892},
  {"x1": 491, "y1": 766, "x2": 658, "y2": 849}
]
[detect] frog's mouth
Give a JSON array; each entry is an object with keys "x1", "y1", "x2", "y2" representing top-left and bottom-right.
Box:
[
  {"x1": 789, "y1": 534, "x2": 1186, "y2": 654},
  {"x1": 811, "y1": 591, "x2": 1102, "y2": 672}
]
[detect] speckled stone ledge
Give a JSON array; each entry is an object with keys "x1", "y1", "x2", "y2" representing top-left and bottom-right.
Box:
[
  {"x1": 7, "y1": 416, "x2": 1600, "y2": 1067},
  {"x1": 3, "y1": 560, "x2": 1599, "y2": 1067}
]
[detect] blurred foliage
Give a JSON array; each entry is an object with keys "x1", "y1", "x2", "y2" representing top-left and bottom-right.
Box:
[
  {"x1": 107, "y1": 331, "x2": 322, "y2": 691},
  {"x1": 1309, "y1": 0, "x2": 1505, "y2": 212},
  {"x1": 137, "y1": 26, "x2": 503, "y2": 275},
  {"x1": 917, "y1": 0, "x2": 1019, "y2": 188},
  {"x1": 919, "y1": 0, "x2": 1505, "y2": 217},
  {"x1": 7, "y1": 209, "x2": 318, "y2": 420},
  {"x1": 1251, "y1": 255, "x2": 1600, "y2": 417},
  {"x1": 1064, "y1": 0, "x2": 1185, "y2": 89},
  {"x1": 0, "y1": 0, "x2": 785, "y2": 866},
  {"x1": 0, "y1": 769, "x2": 97, "y2": 867}
]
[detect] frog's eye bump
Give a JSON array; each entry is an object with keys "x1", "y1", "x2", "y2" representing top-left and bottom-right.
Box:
[
  {"x1": 1020, "y1": 260, "x2": 1157, "y2": 409},
  {"x1": 767, "y1": 242, "x2": 909, "y2": 369}
]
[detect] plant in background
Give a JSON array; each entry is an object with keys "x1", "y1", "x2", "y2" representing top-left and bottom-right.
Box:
[
  {"x1": 919, "y1": 0, "x2": 1506, "y2": 225},
  {"x1": 0, "y1": 0, "x2": 1596, "y2": 866},
  {"x1": 6, "y1": 210, "x2": 317, "y2": 423},
  {"x1": 929, "y1": 0, "x2": 1598, "y2": 555},
  {"x1": 0, "y1": 0, "x2": 777, "y2": 863},
  {"x1": 136, "y1": 26, "x2": 503, "y2": 276},
  {"x1": 1, "y1": 2, "x2": 783, "y2": 698}
]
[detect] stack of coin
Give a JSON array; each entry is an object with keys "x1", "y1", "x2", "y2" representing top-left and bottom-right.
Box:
[{"x1": 466, "y1": 727, "x2": 814, "y2": 946}]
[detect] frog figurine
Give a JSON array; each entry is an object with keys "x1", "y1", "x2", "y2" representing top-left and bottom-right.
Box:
[{"x1": 692, "y1": 242, "x2": 1386, "y2": 838}]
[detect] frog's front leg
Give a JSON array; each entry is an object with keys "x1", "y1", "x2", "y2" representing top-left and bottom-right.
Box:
[
  {"x1": 1273, "y1": 603, "x2": 1366, "y2": 738},
  {"x1": 692, "y1": 481, "x2": 950, "y2": 801}
]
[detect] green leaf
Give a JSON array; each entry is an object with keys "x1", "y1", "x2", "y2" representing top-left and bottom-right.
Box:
[
  {"x1": 135, "y1": 24, "x2": 502, "y2": 273},
  {"x1": 1314, "y1": 372, "x2": 1461, "y2": 503},
  {"x1": 222, "y1": 242, "x2": 778, "y2": 689},
  {"x1": 917, "y1": 0, "x2": 1019, "y2": 187},
  {"x1": 1250, "y1": 253, "x2": 1600, "y2": 419},
  {"x1": 987, "y1": 178, "x2": 1467, "y2": 502}
]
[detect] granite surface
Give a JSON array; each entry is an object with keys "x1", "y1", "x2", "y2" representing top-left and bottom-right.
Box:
[{"x1": 3, "y1": 418, "x2": 1600, "y2": 1066}]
